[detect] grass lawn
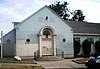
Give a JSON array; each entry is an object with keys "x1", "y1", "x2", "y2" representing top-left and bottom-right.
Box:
[
  {"x1": 0, "y1": 58, "x2": 37, "y2": 64},
  {"x1": 0, "y1": 66, "x2": 45, "y2": 69}
]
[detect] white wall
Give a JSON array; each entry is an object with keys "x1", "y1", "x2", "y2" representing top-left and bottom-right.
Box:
[
  {"x1": 16, "y1": 7, "x2": 74, "y2": 58},
  {"x1": 74, "y1": 35, "x2": 100, "y2": 45},
  {"x1": 16, "y1": 40, "x2": 38, "y2": 56}
]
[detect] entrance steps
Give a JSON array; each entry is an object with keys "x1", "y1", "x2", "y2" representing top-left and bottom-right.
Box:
[{"x1": 35, "y1": 56, "x2": 64, "y2": 61}]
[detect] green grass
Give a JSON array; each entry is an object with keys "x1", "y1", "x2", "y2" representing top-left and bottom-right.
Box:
[{"x1": 0, "y1": 58, "x2": 37, "y2": 64}]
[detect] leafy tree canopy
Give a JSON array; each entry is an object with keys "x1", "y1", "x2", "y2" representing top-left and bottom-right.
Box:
[
  {"x1": 49, "y1": 1, "x2": 85, "y2": 21},
  {"x1": 72, "y1": 10, "x2": 85, "y2": 21}
]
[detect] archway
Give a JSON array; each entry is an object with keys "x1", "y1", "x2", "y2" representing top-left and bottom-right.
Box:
[{"x1": 39, "y1": 26, "x2": 56, "y2": 57}]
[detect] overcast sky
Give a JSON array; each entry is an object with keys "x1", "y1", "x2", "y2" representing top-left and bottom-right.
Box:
[{"x1": 0, "y1": 0, "x2": 100, "y2": 36}]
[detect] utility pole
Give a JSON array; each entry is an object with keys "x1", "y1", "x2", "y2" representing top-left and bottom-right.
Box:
[{"x1": 1, "y1": 31, "x2": 3, "y2": 58}]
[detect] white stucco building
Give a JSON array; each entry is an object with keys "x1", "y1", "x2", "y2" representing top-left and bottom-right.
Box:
[
  {"x1": 2, "y1": 6, "x2": 74, "y2": 58},
  {"x1": 2, "y1": 6, "x2": 100, "y2": 58}
]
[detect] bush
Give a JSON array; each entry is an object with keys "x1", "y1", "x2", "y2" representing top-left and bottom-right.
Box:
[
  {"x1": 74, "y1": 40, "x2": 81, "y2": 57},
  {"x1": 82, "y1": 39, "x2": 91, "y2": 57},
  {"x1": 95, "y1": 41, "x2": 100, "y2": 55}
]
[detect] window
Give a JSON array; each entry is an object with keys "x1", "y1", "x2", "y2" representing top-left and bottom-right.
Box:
[
  {"x1": 25, "y1": 39, "x2": 30, "y2": 44},
  {"x1": 45, "y1": 16, "x2": 48, "y2": 20},
  {"x1": 43, "y1": 30, "x2": 50, "y2": 38},
  {"x1": 62, "y1": 38, "x2": 66, "y2": 42},
  {"x1": 43, "y1": 28, "x2": 51, "y2": 38}
]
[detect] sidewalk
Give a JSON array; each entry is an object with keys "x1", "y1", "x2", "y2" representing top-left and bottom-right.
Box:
[
  {"x1": 0, "y1": 58, "x2": 87, "y2": 69},
  {"x1": 37, "y1": 59, "x2": 87, "y2": 69}
]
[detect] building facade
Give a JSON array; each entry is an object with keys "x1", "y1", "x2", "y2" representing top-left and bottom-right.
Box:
[
  {"x1": 2, "y1": 6, "x2": 100, "y2": 58},
  {"x1": 2, "y1": 6, "x2": 74, "y2": 58}
]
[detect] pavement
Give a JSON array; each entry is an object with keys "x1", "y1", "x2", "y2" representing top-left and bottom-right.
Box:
[
  {"x1": 37, "y1": 59, "x2": 87, "y2": 69},
  {"x1": 0, "y1": 58, "x2": 87, "y2": 69}
]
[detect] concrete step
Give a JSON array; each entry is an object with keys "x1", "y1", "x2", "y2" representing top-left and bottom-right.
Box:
[
  {"x1": 35, "y1": 56, "x2": 64, "y2": 61},
  {"x1": 20, "y1": 56, "x2": 34, "y2": 61}
]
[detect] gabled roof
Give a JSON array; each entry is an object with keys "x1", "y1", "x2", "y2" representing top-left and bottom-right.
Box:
[
  {"x1": 3, "y1": 29, "x2": 15, "y2": 38},
  {"x1": 65, "y1": 21, "x2": 100, "y2": 35},
  {"x1": 14, "y1": 6, "x2": 53, "y2": 27},
  {"x1": 12, "y1": 5, "x2": 100, "y2": 36},
  {"x1": 14, "y1": 5, "x2": 72, "y2": 29}
]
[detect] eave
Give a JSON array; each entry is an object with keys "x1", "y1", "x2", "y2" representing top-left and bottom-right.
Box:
[{"x1": 73, "y1": 33, "x2": 100, "y2": 36}]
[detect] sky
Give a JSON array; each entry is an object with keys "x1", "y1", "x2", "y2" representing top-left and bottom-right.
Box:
[{"x1": 0, "y1": 0, "x2": 100, "y2": 36}]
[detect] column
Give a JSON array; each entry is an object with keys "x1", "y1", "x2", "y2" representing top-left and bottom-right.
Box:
[
  {"x1": 53, "y1": 34, "x2": 56, "y2": 56},
  {"x1": 39, "y1": 35, "x2": 42, "y2": 57}
]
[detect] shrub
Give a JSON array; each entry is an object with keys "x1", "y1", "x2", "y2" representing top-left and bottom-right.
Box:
[
  {"x1": 74, "y1": 40, "x2": 81, "y2": 57},
  {"x1": 95, "y1": 41, "x2": 100, "y2": 55},
  {"x1": 82, "y1": 39, "x2": 91, "y2": 57}
]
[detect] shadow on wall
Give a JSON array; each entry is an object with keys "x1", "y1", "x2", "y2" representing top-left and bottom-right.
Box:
[{"x1": 34, "y1": 50, "x2": 39, "y2": 59}]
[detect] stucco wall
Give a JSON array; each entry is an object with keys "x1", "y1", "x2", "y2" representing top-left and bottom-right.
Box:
[
  {"x1": 16, "y1": 40, "x2": 38, "y2": 56},
  {"x1": 74, "y1": 35, "x2": 100, "y2": 45},
  {"x1": 3, "y1": 29, "x2": 15, "y2": 57},
  {"x1": 16, "y1": 7, "x2": 74, "y2": 58}
]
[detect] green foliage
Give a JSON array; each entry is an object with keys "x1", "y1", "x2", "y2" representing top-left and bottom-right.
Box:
[
  {"x1": 74, "y1": 39, "x2": 81, "y2": 57},
  {"x1": 82, "y1": 39, "x2": 91, "y2": 57},
  {"x1": 49, "y1": 1, "x2": 70, "y2": 20},
  {"x1": 95, "y1": 41, "x2": 100, "y2": 55},
  {"x1": 71, "y1": 10, "x2": 85, "y2": 21},
  {"x1": 49, "y1": 1, "x2": 85, "y2": 21}
]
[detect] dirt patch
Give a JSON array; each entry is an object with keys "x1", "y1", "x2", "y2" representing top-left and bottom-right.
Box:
[
  {"x1": 0, "y1": 58, "x2": 37, "y2": 64},
  {"x1": 0, "y1": 66, "x2": 44, "y2": 69},
  {"x1": 72, "y1": 58, "x2": 88, "y2": 64}
]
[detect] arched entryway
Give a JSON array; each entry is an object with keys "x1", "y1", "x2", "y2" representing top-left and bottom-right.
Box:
[{"x1": 39, "y1": 26, "x2": 56, "y2": 57}]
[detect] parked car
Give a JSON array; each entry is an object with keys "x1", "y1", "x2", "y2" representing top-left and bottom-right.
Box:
[{"x1": 85, "y1": 56, "x2": 100, "y2": 68}]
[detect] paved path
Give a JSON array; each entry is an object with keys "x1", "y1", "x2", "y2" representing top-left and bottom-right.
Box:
[
  {"x1": 0, "y1": 59, "x2": 87, "y2": 69},
  {"x1": 37, "y1": 59, "x2": 87, "y2": 69}
]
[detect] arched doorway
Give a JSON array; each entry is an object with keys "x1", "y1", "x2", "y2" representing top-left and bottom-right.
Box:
[{"x1": 39, "y1": 26, "x2": 56, "y2": 57}]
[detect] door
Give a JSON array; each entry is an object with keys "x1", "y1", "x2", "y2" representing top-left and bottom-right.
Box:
[{"x1": 41, "y1": 28, "x2": 53, "y2": 56}]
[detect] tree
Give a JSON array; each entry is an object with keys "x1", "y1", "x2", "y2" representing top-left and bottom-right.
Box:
[
  {"x1": 49, "y1": 1, "x2": 71, "y2": 20},
  {"x1": 82, "y1": 39, "x2": 91, "y2": 57},
  {"x1": 95, "y1": 41, "x2": 100, "y2": 55},
  {"x1": 49, "y1": 1, "x2": 85, "y2": 21},
  {"x1": 71, "y1": 10, "x2": 85, "y2": 21},
  {"x1": 74, "y1": 39, "x2": 81, "y2": 57}
]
